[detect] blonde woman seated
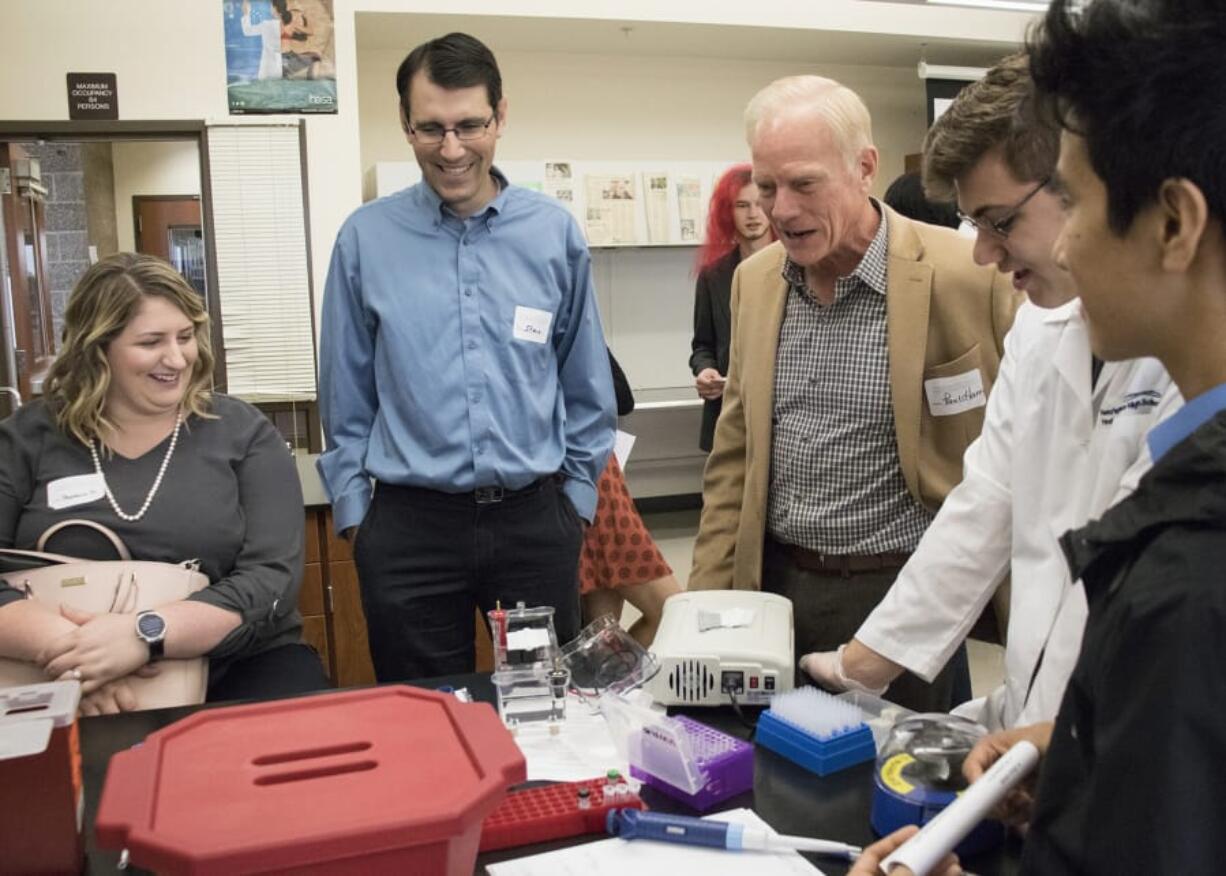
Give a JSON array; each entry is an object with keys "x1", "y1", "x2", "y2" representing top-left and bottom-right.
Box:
[{"x1": 0, "y1": 253, "x2": 328, "y2": 714}]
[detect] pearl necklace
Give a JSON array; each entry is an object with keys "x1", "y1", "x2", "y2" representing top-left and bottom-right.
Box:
[{"x1": 90, "y1": 412, "x2": 183, "y2": 523}]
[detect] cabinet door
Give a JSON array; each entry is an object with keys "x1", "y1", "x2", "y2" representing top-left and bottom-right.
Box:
[
  {"x1": 327, "y1": 558, "x2": 376, "y2": 687},
  {"x1": 299, "y1": 511, "x2": 335, "y2": 681},
  {"x1": 324, "y1": 513, "x2": 377, "y2": 687},
  {"x1": 299, "y1": 562, "x2": 333, "y2": 680}
]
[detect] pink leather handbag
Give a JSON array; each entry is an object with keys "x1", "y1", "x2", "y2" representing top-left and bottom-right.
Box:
[{"x1": 0, "y1": 520, "x2": 210, "y2": 709}]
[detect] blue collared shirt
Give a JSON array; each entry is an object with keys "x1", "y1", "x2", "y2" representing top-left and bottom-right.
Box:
[
  {"x1": 317, "y1": 169, "x2": 615, "y2": 532},
  {"x1": 1147, "y1": 381, "x2": 1226, "y2": 461}
]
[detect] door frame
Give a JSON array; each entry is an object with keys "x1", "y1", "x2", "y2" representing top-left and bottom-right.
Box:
[{"x1": 0, "y1": 121, "x2": 227, "y2": 391}]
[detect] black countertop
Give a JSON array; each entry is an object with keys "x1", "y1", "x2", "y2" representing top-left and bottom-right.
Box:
[{"x1": 78, "y1": 676, "x2": 1023, "y2": 875}]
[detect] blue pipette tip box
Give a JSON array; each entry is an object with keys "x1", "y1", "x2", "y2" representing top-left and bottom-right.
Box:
[{"x1": 755, "y1": 709, "x2": 876, "y2": 776}]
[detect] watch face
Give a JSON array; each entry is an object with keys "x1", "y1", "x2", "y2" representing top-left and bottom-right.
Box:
[{"x1": 137, "y1": 612, "x2": 166, "y2": 641}]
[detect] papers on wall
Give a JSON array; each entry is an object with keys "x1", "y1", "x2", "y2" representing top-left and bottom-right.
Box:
[
  {"x1": 486, "y1": 808, "x2": 827, "y2": 876},
  {"x1": 675, "y1": 176, "x2": 704, "y2": 242},
  {"x1": 643, "y1": 172, "x2": 672, "y2": 243},
  {"x1": 369, "y1": 159, "x2": 744, "y2": 248},
  {"x1": 544, "y1": 161, "x2": 576, "y2": 205},
  {"x1": 584, "y1": 174, "x2": 641, "y2": 245}
]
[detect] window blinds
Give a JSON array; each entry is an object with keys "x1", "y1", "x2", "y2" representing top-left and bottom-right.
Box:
[{"x1": 206, "y1": 124, "x2": 316, "y2": 400}]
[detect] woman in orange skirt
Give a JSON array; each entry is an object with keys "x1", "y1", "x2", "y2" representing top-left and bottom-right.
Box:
[{"x1": 581, "y1": 353, "x2": 682, "y2": 646}]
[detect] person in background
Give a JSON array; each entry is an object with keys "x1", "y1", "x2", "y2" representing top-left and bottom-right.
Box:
[
  {"x1": 883, "y1": 169, "x2": 961, "y2": 230},
  {"x1": 859, "y1": 0, "x2": 1226, "y2": 871},
  {"x1": 317, "y1": 32, "x2": 615, "y2": 682},
  {"x1": 0, "y1": 253, "x2": 327, "y2": 714},
  {"x1": 688, "y1": 74, "x2": 1018, "y2": 713},
  {"x1": 689, "y1": 163, "x2": 772, "y2": 452},
  {"x1": 579, "y1": 351, "x2": 682, "y2": 647},
  {"x1": 803, "y1": 53, "x2": 1178, "y2": 732}
]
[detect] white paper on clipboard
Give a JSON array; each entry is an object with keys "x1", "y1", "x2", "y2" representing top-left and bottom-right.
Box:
[
  {"x1": 614, "y1": 429, "x2": 636, "y2": 470},
  {"x1": 486, "y1": 808, "x2": 826, "y2": 876}
]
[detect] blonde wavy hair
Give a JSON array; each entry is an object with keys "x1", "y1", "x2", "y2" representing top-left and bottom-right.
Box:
[{"x1": 45, "y1": 253, "x2": 215, "y2": 446}]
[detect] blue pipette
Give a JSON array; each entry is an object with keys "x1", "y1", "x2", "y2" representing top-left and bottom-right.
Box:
[{"x1": 606, "y1": 809, "x2": 861, "y2": 859}]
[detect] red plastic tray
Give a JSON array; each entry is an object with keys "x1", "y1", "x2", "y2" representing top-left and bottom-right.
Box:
[
  {"x1": 480, "y1": 776, "x2": 646, "y2": 852},
  {"x1": 95, "y1": 686, "x2": 525, "y2": 875}
]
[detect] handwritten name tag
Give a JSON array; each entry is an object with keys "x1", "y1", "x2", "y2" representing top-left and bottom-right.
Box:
[
  {"x1": 513, "y1": 305, "x2": 553, "y2": 345},
  {"x1": 924, "y1": 369, "x2": 986, "y2": 417},
  {"x1": 47, "y1": 473, "x2": 105, "y2": 510}
]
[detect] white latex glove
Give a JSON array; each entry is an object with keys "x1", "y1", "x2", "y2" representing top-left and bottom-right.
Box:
[{"x1": 799, "y1": 644, "x2": 889, "y2": 696}]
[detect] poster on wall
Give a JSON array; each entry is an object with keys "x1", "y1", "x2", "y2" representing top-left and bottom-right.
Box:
[{"x1": 223, "y1": 0, "x2": 337, "y2": 114}]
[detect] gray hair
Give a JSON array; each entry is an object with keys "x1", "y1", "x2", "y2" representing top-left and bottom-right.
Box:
[{"x1": 745, "y1": 75, "x2": 874, "y2": 171}]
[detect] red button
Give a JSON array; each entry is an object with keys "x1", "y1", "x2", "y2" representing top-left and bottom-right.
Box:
[{"x1": 749, "y1": 677, "x2": 759, "y2": 689}]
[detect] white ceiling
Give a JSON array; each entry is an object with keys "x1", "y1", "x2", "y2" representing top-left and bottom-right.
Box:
[{"x1": 354, "y1": 12, "x2": 1020, "y2": 69}]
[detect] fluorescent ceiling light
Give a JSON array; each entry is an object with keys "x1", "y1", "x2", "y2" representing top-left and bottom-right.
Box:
[
  {"x1": 926, "y1": 0, "x2": 1048, "y2": 11},
  {"x1": 918, "y1": 62, "x2": 988, "y2": 80}
]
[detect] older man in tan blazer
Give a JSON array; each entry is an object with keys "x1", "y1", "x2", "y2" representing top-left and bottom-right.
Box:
[{"x1": 689, "y1": 75, "x2": 1019, "y2": 712}]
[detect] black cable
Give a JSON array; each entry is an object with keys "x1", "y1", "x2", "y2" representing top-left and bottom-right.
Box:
[{"x1": 725, "y1": 688, "x2": 759, "y2": 736}]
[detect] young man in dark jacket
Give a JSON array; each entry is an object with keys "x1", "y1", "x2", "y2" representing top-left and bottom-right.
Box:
[{"x1": 851, "y1": 1, "x2": 1226, "y2": 874}]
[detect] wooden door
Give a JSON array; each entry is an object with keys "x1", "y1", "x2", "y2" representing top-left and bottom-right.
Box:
[
  {"x1": 133, "y1": 195, "x2": 207, "y2": 301},
  {"x1": 0, "y1": 143, "x2": 55, "y2": 402}
]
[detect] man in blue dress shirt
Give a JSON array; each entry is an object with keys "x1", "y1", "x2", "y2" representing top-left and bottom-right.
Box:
[{"x1": 317, "y1": 32, "x2": 616, "y2": 681}]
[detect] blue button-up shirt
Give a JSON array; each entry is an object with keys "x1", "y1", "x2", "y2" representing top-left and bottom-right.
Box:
[{"x1": 317, "y1": 169, "x2": 616, "y2": 532}]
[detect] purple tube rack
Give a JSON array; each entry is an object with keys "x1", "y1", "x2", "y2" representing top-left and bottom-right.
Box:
[{"x1": 628, "y1": 715, "x2": 754, "y2": 812}]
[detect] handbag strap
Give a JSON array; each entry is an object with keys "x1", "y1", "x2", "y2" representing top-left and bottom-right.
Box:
[
  {"x1": 0, "y1": 547, "x2": 82, "y2": 565},
  {"x1": 36, "y1": 519, "x2": 132, "y2": 561}
]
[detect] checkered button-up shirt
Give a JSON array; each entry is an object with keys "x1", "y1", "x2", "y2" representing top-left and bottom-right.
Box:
[{"x1": 766, "y1": 204, "x2": 933, "y2": 554}]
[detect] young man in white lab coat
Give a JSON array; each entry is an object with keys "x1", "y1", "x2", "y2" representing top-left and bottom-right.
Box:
[{"x1": 802, "y1": 53, "x2": 1181, "y2": 730}]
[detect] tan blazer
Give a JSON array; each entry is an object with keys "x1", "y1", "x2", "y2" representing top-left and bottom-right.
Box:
[{"x1": 689, "y1": 205, "x2": 1020, "y2": 591}]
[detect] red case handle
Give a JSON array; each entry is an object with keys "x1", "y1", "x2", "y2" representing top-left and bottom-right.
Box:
[
  {"x1": 450, "y1": 700, "x2": 527, "y2": 788},
  {"x1": 94, "y1": 743, "x2": 158, "y2": 850}
]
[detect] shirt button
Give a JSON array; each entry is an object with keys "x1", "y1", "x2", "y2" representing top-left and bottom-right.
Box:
[
  {"x1": 465, "y1": 288, "x2": 473, "y2": 297},
  {"x1": 467, "y1": 340, "x2": 477, "y2": 350},
  {"x1": 462, "y1": 239, "x2": 471, "y2": 246}
]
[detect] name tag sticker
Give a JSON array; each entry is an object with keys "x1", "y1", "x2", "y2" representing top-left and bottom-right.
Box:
[
  {"x1": 924, "y1": 369, "x2": 986, "y2": 417},
  {"x1": 47, "y1": 473, "x2": 105, "y2": 510},
  {"x1": 512, "y1": 305, "x2": 553, "y2": 345}
]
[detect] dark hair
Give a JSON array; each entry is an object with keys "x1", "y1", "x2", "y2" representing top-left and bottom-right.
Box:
[
  {"x1": 884, "y1": 171, "x2": 961, "y2": 229},
  {"x1": 922, "y1": 53, "x2": 1057, "y2": 203},
  {"x1": 1028, "y1": 0, "x2": 1226, "y2": 234},
  {"x1": 395, "y1": 32, "x2": 502, "y2": 121}
]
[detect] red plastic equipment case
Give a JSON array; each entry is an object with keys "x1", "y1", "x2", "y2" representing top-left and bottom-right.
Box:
[
  {"x1": 479, "y1": 776, "x2": 646, "y2": 852},
  {"x1": 95, "y1": 685, "x2": 526, "y2": 875}
]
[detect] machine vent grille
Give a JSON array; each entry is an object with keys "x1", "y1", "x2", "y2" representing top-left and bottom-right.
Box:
[{"x1": 666, "y1": 659, "x2": 715, "y2": 703}]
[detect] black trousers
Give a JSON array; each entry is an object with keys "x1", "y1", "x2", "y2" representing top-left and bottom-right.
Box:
[
  {"x1": 206, "y1": 642, "x2": 331, "y2": 703},
  {"x1": 353, "y1": 476, "x2": 585, "y2": 683},
  {"x1": 762, "y1": 537, "x2": 960, "y2": 714}
]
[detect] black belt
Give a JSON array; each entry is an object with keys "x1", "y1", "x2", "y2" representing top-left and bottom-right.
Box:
[
  {"x1": 768, "y1": 536, "x2": 911, "y2": 579},
  {"x1": 375, "y1": 474, "x2": 558, "y2": 506}
]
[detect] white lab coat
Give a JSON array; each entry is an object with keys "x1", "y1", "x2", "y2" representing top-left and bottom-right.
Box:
[{"x1": 857, "y1": 299, "x2": 1181, "y2": 730}]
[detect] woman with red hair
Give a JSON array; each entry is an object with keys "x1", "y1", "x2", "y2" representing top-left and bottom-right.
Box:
[{"x1": 689, "y1": 164, "x2": 772, "y2": 451}]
